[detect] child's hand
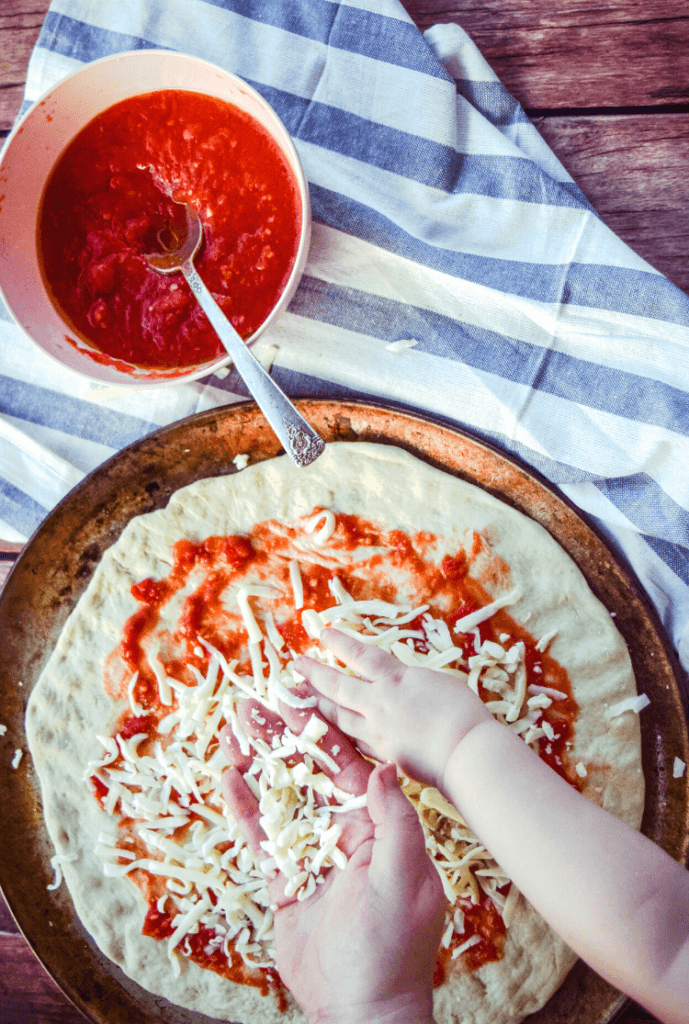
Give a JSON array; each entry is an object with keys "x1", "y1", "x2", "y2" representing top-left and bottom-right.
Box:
[
  {"x1": 295, "y1": 627, "x2": 492, "y2": 791},
  {"x1": 220, "y1": 694, "x2": 446, "y2": 1024},
  {"x1": 294, "y1": 633, "x2": 689, "y2": 1024}
]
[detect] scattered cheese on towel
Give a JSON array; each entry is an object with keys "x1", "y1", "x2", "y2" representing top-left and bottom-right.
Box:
[
  {"x1": 386, "y1": 338, "x2": 418, "y2": 353},
  {"x1": 258, "y1": 344, "x2": 278, "y2": 373}
]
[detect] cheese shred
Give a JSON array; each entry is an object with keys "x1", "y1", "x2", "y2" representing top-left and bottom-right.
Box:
[{"x1": 84, "y1": 509, "x2": 598, "y2": 980}]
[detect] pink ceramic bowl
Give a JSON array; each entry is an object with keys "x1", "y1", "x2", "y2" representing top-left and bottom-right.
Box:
[{"x1": 0, "y1": 50, "x2": 311, "y2": 387}]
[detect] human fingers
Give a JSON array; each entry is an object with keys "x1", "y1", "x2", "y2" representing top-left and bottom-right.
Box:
[
  {"x1": 366, "y1": 763, "x2": 445, "y2": 922},
  {"x1": 220, "y1": 765, "x2": 269, "y2": 862},
  {"x1": 277, "y1": 697, "x2": 374, "y2": 798},
  {"x1": 237, "y1": 699, "x2": 285, "y2": 745},
  {"x1": 293, "y1": 652, "x2": 371, "y2": 714},
  {"x1": 231, "y1": 683, "x2": 373, "y2": 798},
  {"x1": 267, "y1": 691, "x2": 376, "y2": 857},
  {"x1": 320, "y1": 627, "x2": 408, "y2": 683},
  {"x1": 291, "y1": 669, "x2": 382, "y2": 766},
  {"x1": 220, "y1": 766, "x2": 299, "y2": 913},
  {"x1": 220, "y1": 722, "x2": 280, "y2": 885},
  {"x1": 291, "y1": 662, "x2": 375, "y2": 754},
  {"x1": 367, "y1": 764, "x2": 428, "y2": 871},
  {"x1": 231, "y1": 695, "x2": 367, "y2": 802},
  {"x1": 218, "y1": 722, "x2": 252, "y2": 771},
  {"x1": 220, "y1": 707, "x2": 372, "y2": 920}
]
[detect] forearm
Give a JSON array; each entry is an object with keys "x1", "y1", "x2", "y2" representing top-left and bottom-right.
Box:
[
  {"x1": 301, "y1": 631, "x2": 688, "y2": 1020},
  {"x1": 443, "y1": 718, "x2": 689, "y2": 1024}
]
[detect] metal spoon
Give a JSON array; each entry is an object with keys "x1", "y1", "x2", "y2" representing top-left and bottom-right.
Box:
[{"x1": 145, "y1": 202, "x2": 325, "y2": 468}]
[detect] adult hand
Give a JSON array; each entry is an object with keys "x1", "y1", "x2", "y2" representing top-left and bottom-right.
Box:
[
  {"x1": 295, "y1": 628, "x2": 491, "y2": 791},
  {"x1": 220, "y1": 694, "x2": 446, "y2": 1024}
]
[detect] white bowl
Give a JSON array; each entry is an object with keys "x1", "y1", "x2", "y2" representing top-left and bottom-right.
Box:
[{"x1": 0, "y1": 50, "x2": 311, "y2": 388}]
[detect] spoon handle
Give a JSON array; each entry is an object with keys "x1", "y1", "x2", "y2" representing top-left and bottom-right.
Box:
[{"x1": 182, "y1": 259, "x2": 325, "y2": 467}]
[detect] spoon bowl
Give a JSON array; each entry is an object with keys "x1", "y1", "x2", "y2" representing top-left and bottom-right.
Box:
[{"x1": 146, "y1": 204, "x2": 203, "y2": 273}]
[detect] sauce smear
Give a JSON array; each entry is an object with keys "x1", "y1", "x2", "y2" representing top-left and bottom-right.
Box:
[{"x1": 98, "y1": 510, "x2": 580, "y2": 993}]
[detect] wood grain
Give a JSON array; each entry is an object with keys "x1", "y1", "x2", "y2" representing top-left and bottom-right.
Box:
[
  {"x1": 0, "y1": 0, "x2": 45, "y2": 131},
  {"x1": 401, "y1": 0, "x2": 689, "y2": 110},
  {"x1": 536, "y1": 113, "x2": 689, "y2": 292},
  {"x1": 0, "y1": 933, "x2": 86, "y2": 1023},
  {"x1": 1, "y1": 889, "x2": 19, "y2": 933},
  {"x1": 2, "y1": 0, "x2": 689, "y2": 129}
]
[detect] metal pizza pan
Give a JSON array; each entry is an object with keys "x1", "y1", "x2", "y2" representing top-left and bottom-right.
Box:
[{"x1": 0, "y1": 398, "x2": 686, "y2": 1024}]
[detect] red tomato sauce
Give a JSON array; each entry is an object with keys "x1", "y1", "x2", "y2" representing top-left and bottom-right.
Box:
[
  {"x1": 142, "y1": 906, "x2": 286, "y2": 1005},
  {"x1": 433, "y1": 885, "x2": 508, "y2": 985},
  {"x1": 100, "y1": 509, "x2": 580, "y2": 988},
  {"x1": 38, "y1": 90, "x2": 301, "y2": 371}
]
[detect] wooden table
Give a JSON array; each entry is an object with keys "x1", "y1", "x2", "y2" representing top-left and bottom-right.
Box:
[{"x1": 1, "y1": 1, "x2": 687, "y2": 1022}]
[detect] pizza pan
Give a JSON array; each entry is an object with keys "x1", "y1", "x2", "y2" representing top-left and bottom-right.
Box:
[{"x1": 0, "y1": 398, "x2": 687, "y2": 1024}]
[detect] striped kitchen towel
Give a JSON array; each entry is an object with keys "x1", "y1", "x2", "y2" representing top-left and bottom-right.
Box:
[{"x1": 2, "y1": 0, "x2": 689, "y2": 675}]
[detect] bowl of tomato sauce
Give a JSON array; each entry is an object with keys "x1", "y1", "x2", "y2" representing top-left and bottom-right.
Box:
[{"x1": 0, "y1": 50, "x2": 311, "y2": 386}]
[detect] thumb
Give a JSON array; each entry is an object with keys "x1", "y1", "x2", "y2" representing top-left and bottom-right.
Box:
[{"x1": 367, "y1": 764, "x2": 430, "y2": 883}]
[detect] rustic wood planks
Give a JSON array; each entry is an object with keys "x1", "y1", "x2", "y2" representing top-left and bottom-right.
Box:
[
  {"x1": 401, "y1": 1, "x2": 689, "y2": 292},
  {"x1": 2, "y1": 0, "x2": 689, "y2": 123},
  {"x1": 1, "y1": 932, "x2": 86, "y2": 1023},
  {"x1": 0, "y1": 0, "x2": 44, "y2": 131},
  {"x1": 402, "y1": 0, "x2": 689, "y2": 110},
  {"x1": 536, "y1": 113, "x2": 689, "y2": 292}
]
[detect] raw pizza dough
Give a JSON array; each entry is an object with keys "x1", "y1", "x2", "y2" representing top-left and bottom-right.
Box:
[{"x1": 26, "y1": 442, "x2": 645, "y2": 1024}]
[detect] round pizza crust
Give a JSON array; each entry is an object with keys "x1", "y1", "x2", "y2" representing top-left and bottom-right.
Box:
[{"x1": 26, "y1": 442, "x2": 644, "y2": 1024}]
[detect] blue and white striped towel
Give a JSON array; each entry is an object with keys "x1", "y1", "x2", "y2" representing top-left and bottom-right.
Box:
[{"x1": 3, "y1": 0, "x2": 689, "y2": 676}]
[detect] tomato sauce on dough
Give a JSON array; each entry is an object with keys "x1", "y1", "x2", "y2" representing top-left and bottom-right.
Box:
[
  {"x1": 96, "y1": 510, "x2": 580, "y2": 996},
  {"x1": 38, "y1": 90, "x2": 301, "y2": 371},
  {"x1": 141, "y1": 906, "x2": 285, "y2": 1004}
]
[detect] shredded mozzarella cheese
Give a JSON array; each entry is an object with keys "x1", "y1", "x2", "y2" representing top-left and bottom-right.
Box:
[
  {"x1": 452, "y1": 589, "x2": 522, "y2": 633},
  {"x1": 605, "y1": 693, "x2": 650, "y2": 718},
  {"x1": 289, "y1": 560, "x2": 304, "y2": 609},
  {"x1": 84, "y1": 511, "x2": 613, "y2": 978},
  {"x1": 304, "y1": 510, "x2": 336, "y2": 544},
  {"x1": 47, "y1": 853, "x2": 78, "y2": 891}
]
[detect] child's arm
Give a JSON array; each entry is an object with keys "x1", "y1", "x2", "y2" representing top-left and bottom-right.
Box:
[{"x1": 296, "y1": 628, "x2": 689, "y2": 1024}]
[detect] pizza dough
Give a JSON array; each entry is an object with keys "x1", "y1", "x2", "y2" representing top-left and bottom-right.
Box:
[{"x1": 25, "y1": 442, "x2": 645, "y2": 1024}]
